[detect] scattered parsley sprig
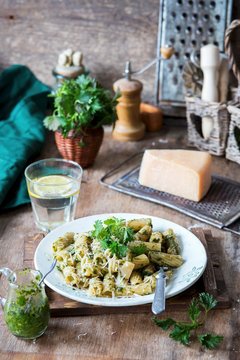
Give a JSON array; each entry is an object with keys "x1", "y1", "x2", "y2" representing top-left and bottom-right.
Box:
[
  {"x1": 91, "y1": 217, "x2": 134, "y2": 258},
  {"x1": 153, "y1": 292, "x2": 223, "y2": 350}
]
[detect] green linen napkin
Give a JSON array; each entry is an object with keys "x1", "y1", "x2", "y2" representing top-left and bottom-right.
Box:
[{"x1": 0, "y1": 64, "x2": 51, "y2": 210}]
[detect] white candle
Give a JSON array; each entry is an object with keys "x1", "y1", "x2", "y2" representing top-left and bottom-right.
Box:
[{"x1": 200, "y1": 44, "x2": 220, "y2": 139}]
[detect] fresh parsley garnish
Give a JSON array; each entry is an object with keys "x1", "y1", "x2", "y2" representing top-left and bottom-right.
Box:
[
  {"x1": 91, "y1": 217, "x2": 134, "y2": 258},
  {"x1": 153, "y1": 292, "x2": 223, "y2": 350}
]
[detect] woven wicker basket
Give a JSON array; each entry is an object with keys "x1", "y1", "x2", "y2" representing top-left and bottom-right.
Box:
[
  {"x1": 226, "y1": 103, "x2": 240, "y2": 165},
  {"x1": 185, "y1": 96, "x2": 229, "y2": 156},
  {"x1": 55, "y1": 127, "x2": 104, "y2": 168}
]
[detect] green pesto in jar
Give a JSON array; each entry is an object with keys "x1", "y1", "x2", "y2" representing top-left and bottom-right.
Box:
[{"x1": 3, "y1": 271, "x2": 50, "y2": 339}]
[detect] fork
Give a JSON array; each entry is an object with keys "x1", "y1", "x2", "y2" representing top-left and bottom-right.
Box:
[{"x1": 151, "y1": 267, "x2": 167, "y2": 315}]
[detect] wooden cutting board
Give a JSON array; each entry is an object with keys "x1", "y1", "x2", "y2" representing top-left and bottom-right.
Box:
[{"x1": 23, "y1": 228, "x2": 231, "y2": 317}]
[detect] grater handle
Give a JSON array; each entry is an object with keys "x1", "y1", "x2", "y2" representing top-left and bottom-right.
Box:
[{"x1": 124, "y1": 46, "x2": 174, "y2": 78}]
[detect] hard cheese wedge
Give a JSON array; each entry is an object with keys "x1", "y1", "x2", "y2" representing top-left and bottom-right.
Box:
[{"x1": 138, "y1": 149, "x2": 212, "y2": 202}]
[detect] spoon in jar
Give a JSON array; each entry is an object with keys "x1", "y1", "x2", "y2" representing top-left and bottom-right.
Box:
[
  {"x1": 24, "y1": 259, "x2": 57, "y2": 313},
  {"x1": 38, "y1": 258, "x2": 57, "y2": 286}
]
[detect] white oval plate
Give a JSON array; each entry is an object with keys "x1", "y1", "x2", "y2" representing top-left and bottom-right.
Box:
[{"x1": 34, "y1": 213, "x2": 207, "y2": 307}]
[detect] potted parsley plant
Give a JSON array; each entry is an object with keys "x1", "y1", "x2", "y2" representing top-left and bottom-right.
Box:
[{"x1": 44, "y1": 74, "x2": 118, "y2": 168}]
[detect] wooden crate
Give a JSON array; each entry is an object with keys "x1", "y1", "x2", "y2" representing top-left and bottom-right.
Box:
[
  {"x1": 185, "y1": 96, "x2": 229, "y2": 156},
  {"x1": 226, "y1": 103, "x2": 240, "y2": 165}
]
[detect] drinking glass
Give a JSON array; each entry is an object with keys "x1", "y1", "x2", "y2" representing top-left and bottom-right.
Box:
[{"x1": 25, "y1": 158, "x2": 83, "y2": 232}]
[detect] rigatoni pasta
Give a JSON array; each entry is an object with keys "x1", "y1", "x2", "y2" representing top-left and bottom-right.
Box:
[{"x1": 52, "y1": 217, "x2": 184, "y2": 297}]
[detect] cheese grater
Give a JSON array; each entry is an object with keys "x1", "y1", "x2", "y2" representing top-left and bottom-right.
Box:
[{"x1": 155, "y1": 0, "x2": 233, "y2": 116}]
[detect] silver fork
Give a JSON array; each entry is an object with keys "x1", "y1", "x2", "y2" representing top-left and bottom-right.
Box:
[{"x1": 151, "y1": 267, "x2": 167, "y2": 315}]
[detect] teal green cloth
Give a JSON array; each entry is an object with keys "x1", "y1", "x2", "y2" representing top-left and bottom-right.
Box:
[{"x1": 0, "y1": 65, "x2": 51, "y2": 209}]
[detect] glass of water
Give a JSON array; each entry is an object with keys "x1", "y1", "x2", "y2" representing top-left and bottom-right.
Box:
[{"x1": 25, "y1": 158, "x2": 83, "y2": 232}]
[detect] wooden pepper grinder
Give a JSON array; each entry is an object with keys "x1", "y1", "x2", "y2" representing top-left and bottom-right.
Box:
[
  {"x1": 112, "y1": 62, "x2": 145, "y2": 141},
  {"x1": 200, "y1": 44, "x2": 220, "y2": 139}
]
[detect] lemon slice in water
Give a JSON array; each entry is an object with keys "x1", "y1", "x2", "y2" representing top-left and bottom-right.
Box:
[{"x1": 32, "y1": 175, "x2": 75, "y2": 198}]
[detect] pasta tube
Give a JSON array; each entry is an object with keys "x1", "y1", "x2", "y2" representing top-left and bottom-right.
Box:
[
  {"x1": 62, "y1": 266, "x2": 78, "y2": 285},
  {"x1": 80, "y1": 255, "x2": 98, "y2": 277},
  {"x1": 149, "y1": 232, "x2": 163, "y2": 245},
  {"x1": 74, "y1": 233, "x2": 90, "y2": 246},
  {"x1": 55, "y1": 247, "x2": 75, "y2": 266},
  {"x1": 130, "y1": 282, "x2": 152, "y2": 295},
  {"x1": 132, "y1": 254, "x2": 150, "y2": 269},
  {"x1": 165, "y1": 269, "x2": 173, "y2": 280},
  {"x1": 142, "y1": 263, "x2": 156, "y2": 276},
  {"x1": 143, "y1": 274, "x2": 157, "y2": 290},
  {"x1": 108, "y1": 255, "x2": 119, "y2": 274},
  {"x1": 74, "y1": 233, "x2": 90, "y2": 258},
  {"x1": 52, "y1": 232, "x2": 74, "y2": 252},
  {"x1": 142, "y1": 242, "x2": 161, "y2": 251},
  {"x1": 129, "y1": 240, "x2": 161, "y2": 252},
  {"x1": 88, "y1": 277, "x2": 104, "y2": 296},
  {"x1": 126, "y1": 218, "x2": 152, "y2": 232},
  {"x1": 134, "y1": 225, "x2": 152, "y2": 242},
  {"x1": 163, "y1": 229, "x2": 180, "y2": 255},
  {"x1": 130, "y1": 271, "x2": 142, "y2": 285},
  {"x1": 103, "y1": 274, "x2": 115, "y2": 296},
  {"x1": 119, "y1": 261, "x2": 135, "y2": 280},
  {"x1": 149, "y1": 251, "x2": 184, "y2": 268}
]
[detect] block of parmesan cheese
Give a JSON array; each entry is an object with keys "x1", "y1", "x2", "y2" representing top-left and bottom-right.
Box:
[{"x1": 138, "y1": 149, "x2": 212, "y2": 202}]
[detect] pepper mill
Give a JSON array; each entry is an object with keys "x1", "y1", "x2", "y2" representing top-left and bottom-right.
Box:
[
  {"x1": 200, "y1": 44, "x2": 220, "y2": 139},
  {"x1": 112, "y1": 62, "x2": 145, "y2": 141}
]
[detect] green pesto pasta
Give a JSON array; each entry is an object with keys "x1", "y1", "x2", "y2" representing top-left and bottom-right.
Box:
[{"x1": 52, "y1": 217, "x2": 184, "y2": 297}]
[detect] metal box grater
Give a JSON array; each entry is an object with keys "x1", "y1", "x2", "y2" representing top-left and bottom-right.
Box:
[{"x1": 155, "y1": 0, "x2": 233, "y2": 115}]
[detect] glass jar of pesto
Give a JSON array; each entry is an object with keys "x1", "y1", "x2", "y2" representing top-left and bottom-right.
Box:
[{"x1": 0, "y1": 267, "x2": 50, "y2": 339}]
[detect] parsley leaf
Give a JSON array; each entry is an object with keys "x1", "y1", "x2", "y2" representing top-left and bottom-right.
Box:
[
  {"x1": 91, "y1": 220, "x2": 105, "y2": 239},
  {"x1": 152, "y1": 292, "x2": 223, "y2": 350},
  {"x1": 188, "y1": 298, "x2": 201, "y2": 324},
  {"x1": 199, "y1": 292, "x2": 218, "y2": 312},
  {"x1": 170, "y1": 324, "x2": 191, "y2": 346},
  {"x1": 91, "y1": 217, "x2": 134, "y2": 258},
  {"x1": 152, "y1": 317, "x2": 176, "y2": 330},
  {"x1": 198, "y1": 333, "x2": 223, "y2": 349}
]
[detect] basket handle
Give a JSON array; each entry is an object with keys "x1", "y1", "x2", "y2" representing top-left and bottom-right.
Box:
[{"x1": 225, "y1": 20, "x2": 240, "y2": 102}]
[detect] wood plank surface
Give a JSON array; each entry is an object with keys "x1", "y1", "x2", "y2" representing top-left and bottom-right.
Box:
[
  {"x1": 0, "y1": 0, "x2": 239, "y2": 105},
  {"x1": 0, "y1": 0, "x2": 160, "y2": 104},
  {"x1": 0, "y1": 1, "x2": 240, "y2": 359},
  {"x1": 0, "y1": 127, "x2": 240, "y2": 360}
]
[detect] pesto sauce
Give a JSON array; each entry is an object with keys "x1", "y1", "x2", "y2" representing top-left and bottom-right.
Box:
[{"x1": 4, "y1": 279, "x2": 50, "y2": 339}]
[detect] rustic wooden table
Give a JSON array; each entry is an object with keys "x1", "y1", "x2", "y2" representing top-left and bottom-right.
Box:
[{"x1": 0, "y1": 124, "x2": 239, "y2": 360}]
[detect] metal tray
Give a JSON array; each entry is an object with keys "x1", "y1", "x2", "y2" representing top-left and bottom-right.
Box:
[{"x1": 100, "y1": 153, "x2": 240, "y2": 235}]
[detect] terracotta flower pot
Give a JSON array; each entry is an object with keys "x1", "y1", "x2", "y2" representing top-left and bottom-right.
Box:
[{"x1": 55, "y1": 127, "x2": 104, "y2": 168}]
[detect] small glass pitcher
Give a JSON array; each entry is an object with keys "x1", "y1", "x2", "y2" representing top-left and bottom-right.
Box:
[{"x1": 0, "y1": 267, "x2": 50, "y2": 339}]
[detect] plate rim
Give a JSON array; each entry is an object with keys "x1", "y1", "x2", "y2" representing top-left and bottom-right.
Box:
[{"x1": 34, "y1": 212, "x2": 207, "y2": 307}]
